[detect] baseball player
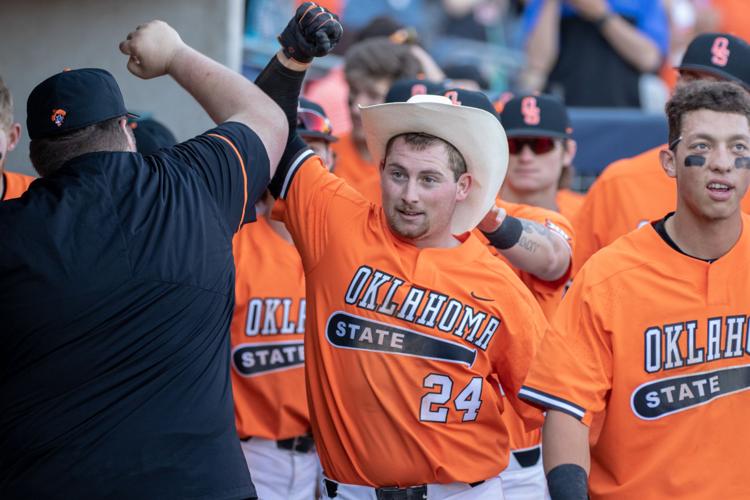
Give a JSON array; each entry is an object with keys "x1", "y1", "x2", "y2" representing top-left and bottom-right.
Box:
[
  {"x1": 255, "y1": 14, "x2": 550, "y2": 498},
  {"x1": 499, "y1": 93, "x2": 582, "y2": 222},
  {"x1": 478, "y1": 197, "x2": 573, "y2": 500},
  {"x1": 0, "y1": 75, "x2": 34, "y2": 200},
  {"x1": 230, "y1": 97, "x2": 337, "y2": 500},
  {"x1": 520, "y1": 80, "x2": 750, "y2": 499},
  {"x1": 447, "y1": 88, "x2": 574, "y2": 500},
  {"x1": 0, "y1": 14, "x2": 339, "y2": 499},
  {"x1": 573, "y1": 32, "x2": 750, "y2": 273}
]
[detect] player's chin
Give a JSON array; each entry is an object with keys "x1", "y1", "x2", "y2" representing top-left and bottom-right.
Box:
[
  {"x1": 388, "y1": 219, "x2": 428, "y2": 240},
  {"x1": 699, "y1": 199, "x2": 740, "y2": 220}
]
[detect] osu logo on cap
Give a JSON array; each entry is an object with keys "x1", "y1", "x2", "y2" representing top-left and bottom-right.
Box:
[
  {"x1": 410, "y1": 83, "x2": 427, "y2": 96},
  {"x1": 521, "y1": 96, "x2": 541, "y2": 125},
  {"x1": 444, "y1": 90, "x2": 462, "y2": 106},
  {"x1": 51, "y1": 109, "x2": 67, "y2": 127},
  {"x1": 711, "y1": 36, "x2": 730, "y2": 67}
]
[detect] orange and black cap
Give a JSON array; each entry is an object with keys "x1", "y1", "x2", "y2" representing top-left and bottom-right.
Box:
[
  {"x1": 677, "y1": 33, "x2": 750, "y2": 89},
  {"x1": 386, "y1": 78, "x2": 445, "y2": 104},
  {"x1": 27, "y1": 68, "x2": 138, "y2": 140},
  {"x1": 500, "y1": 93, "x2": 572, "y2": 139},
  {"x1": 440, "y1": 87, "x2": 497, "y2": 117}
]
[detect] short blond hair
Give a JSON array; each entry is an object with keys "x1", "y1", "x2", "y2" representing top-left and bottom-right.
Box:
[{"x1": 0, "y1": 75, "x2": 13, "y2": 131}]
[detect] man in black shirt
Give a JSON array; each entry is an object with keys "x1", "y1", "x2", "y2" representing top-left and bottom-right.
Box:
[{"x1": 0, "y1": 8, "x2": 340, "y2": 500}]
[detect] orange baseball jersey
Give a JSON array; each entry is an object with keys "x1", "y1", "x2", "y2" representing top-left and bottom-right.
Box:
[
  {"x1": 556, "y1": 187, "x2": 584, "y2": 222},
  {"x1": 272, "y1": 150, "x2": 548, "y2": 487},
  {"x1": 573, "y1": 145, "x2": 750, "y2": 273},
  {"x1": 476, "y1": 199, "x2": 575, "y2": 451},
  {"x1": 520, "y1": 215, "x2": 750, "y2": 499},
  {"x1": 3, "y1": 170, "x2": 35, "y2": 200},
  {"x1": 331, "y1": 132, "x2": 381, "y2": 203},
  {"x1": 230, "y1": 216, "x2": 309, "y2": 441}
]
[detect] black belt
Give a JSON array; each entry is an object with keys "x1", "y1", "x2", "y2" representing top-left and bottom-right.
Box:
[
  {"x1": 512, "y1": 446, "x2": 541, "y2": 468},
  {"x1": 241, "y1": 435, "x2": 315, "y2": 453},
  {"x1": 323, "y1": 479, "x2": 485, "y2": 499}
]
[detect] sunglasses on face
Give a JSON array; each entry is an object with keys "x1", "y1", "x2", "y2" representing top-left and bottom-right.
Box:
[
  {"x1": 508, "y1": 137, "x2": 556, "y2": 155},
  {"x1": 297, "y1": 108, "x2": 333, "y2": 135}
]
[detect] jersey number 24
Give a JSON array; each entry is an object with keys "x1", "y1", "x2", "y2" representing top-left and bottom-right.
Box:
[{"x1": 420, "y1": 374, "x2": 483, "y2": 423}]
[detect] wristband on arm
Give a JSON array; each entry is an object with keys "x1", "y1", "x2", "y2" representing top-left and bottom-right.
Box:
[
  {"x1": 546, "y1": 464, "x2": 589, "y2": 500},
  {"x1": 482, "y1": 215, "x2": 523, "y2": 250}
]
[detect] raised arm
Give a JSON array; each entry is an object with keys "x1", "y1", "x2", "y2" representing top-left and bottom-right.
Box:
[
  {"x1": 252, "y1": 2, "x2": 342, "y2": 197},
  {"x1": 479, "y1": 205, "x2": 571, "y2": 282},
  {"x1": 118, "y1": 20, "x2": 288, "y2": 172}
]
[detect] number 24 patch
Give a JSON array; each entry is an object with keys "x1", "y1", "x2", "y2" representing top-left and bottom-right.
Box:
[{"x1": 420, "y1": 374, "x2": 483, "y2": 423}]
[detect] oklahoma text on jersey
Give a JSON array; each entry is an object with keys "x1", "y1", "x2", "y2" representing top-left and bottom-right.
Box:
[
  {"x1": 635, "y1": 314, "x2": 750, "y2": 420},
  {"x1": 335, "y1": 265, "x2": 502, "y2": 358}
]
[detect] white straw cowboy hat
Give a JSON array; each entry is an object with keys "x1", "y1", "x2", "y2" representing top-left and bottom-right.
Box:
[{"x1": 361, "y1": 92, "x2": 508, "y2": 234}]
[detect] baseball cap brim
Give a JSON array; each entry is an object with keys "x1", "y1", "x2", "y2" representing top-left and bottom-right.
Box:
[
  {"x1": 675, "y1": 63, "x2": 750, "y2": 89},
  {"x1": 504, "y1": 127, "x2": 568, "y2": 139},
  {"x1": 361, "y1": 94, "x2": 508, "y2": 234}
]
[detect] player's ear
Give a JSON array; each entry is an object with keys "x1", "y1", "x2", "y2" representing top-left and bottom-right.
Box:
[
  {"x1": 6, "y1": 122, "x2": 21, "y2": 151},
  {"x1": 455, "y1": 173, "x2": 472, "y2": 201},
  {"x1": 660, "y1": 148, "x2": 677, "y2": 179},
  {"x1": 562, "y1": 139, "x2": 577, "y2": 166}
]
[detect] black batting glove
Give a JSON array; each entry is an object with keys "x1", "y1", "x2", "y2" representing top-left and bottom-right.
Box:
[{"x1": 278, "y1": 2, "x2": 343, "y2": 63}]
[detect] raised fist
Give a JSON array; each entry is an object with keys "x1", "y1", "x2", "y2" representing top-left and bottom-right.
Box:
[
  {"x1": 119, "y1": 20, "x2": 186, "y2": 79},
  {"x1": 278, "y1": 2, "x2": 343, "y2": 63}
]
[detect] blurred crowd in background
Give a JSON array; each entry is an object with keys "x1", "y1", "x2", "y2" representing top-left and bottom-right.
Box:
[{"x1": 242, "y1": 0, "x2": 750, "y2": 190}]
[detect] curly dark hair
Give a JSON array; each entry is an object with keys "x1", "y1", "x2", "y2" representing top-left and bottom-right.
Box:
[{"x1": 666, "y1": 81, "x2": 750, "y2": 148}]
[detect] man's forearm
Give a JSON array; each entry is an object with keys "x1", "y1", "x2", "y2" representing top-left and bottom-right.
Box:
[
  {"x1": 522, "y1": 0, "x2": 561, "y2": 91},
  {"x1": 496, "y1": 219, "x2": 571, "y2": 281},
  {"x1": 254, "y1": 51, "x2": 310, "y2": 137},
  {"x1": 600, "y1": 15, "x2": 661, "y2": 73}
]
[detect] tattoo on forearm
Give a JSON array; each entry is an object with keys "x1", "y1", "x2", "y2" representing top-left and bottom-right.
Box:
[{"x1": 517, "y1": 234, "x2": 539, "y2": 253}]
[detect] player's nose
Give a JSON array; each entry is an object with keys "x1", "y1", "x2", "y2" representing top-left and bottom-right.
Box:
[
  {"x1": 519, "y1": 144, "x2": 535, "y2": 161},
  {"x1": 710, "y1": 145, "x2": 734, "y2": 173},
  {"x1": 401, "y1": 178, "x2": 420, "y2": 203}
]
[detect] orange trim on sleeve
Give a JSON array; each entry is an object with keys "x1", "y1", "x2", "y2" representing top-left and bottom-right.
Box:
[{"x1": 208, "y1": 133, "x2": 249, "y2": 231}]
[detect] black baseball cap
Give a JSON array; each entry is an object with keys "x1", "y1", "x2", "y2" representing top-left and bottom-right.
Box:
[
  {"x1": 439, "y1": 87, "x2": 498, "y2": 117},
  {"x1": 443, "y1": 63, "x2": 490, "y2": 90},
  {"x1": 500, "y1": 93, "x2": 572, "y2": 138},
  {"x1": 297, "y1": 97, "x2": 337, "y2": 143},
  {"x1": 677, "y1": 33, "x2": 750, "y2": 88},
  {"x1": 130, "y1": 117, "x2": 177, "y2": 155},
  {"x1": 27, "y1": 68, "x2": 137, "y2": 140},
  {"x1": 386, "y1": 78, "x2": 445, "y2": 103}
]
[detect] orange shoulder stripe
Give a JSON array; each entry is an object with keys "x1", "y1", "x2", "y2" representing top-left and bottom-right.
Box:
[{"x1": 208, "y1": 133, "x2": 249, "y2": 231}]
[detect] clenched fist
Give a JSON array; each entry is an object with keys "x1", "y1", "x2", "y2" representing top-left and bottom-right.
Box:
[
  {"x1": 119, "y1": 20, "x2": 186, "y2": 79},
  {"x1": 278, "y1": 2, "x2": 343, "y2": 63}
]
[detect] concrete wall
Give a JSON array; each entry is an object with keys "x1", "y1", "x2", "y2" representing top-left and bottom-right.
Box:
[{"x1": 1, "y1": 0, "x2": 244, "y2": 175}]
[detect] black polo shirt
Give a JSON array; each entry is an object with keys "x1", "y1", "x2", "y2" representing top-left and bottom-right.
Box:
[{"x1": 0, "y1": 122, "x2": 268, "y2": 499}]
